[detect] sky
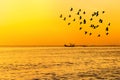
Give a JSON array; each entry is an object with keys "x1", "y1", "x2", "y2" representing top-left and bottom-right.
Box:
[{"x1": 0, "y1": 0, "x2": 120, "y2": 46}]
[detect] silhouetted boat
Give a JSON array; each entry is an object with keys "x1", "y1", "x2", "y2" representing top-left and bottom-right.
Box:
[{"x1": 64, "y1": 43, "x2": 75, "y2": 47}]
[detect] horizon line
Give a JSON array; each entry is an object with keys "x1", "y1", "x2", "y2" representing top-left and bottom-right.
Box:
[{"x1": 0, "y1": 45, "x2": 119, "y2": 47}]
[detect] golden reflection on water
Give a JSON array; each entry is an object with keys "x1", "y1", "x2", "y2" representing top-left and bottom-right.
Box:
[{"x1": 0, "y1": 47, "x2": 120, "y2": 80}]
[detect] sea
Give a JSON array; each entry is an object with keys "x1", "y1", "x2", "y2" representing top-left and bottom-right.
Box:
[{"x1": 0, "y1": 47, "x2": 119, "y2": 80}]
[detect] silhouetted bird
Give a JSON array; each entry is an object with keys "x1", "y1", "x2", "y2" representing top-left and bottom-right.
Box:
[
  {"x1": 83, "y1": 19, "x2": 86, "y2": 24},
  {"x1": 69, "y1": 15, "x2": 71, "y2": 17},
  {"x1": 106, "y1": 27, "x2": 109, "y2": 31},
  {"x1": 79, "y1": 27, "x2": 82, "y2": 30},
  {"x1": 92, "y1": 14, "x2": 95, "y2": 17},
  {"x1": 90, "y1": 24, "x2": 94, "y2": 27},
  {"x1": 106, "y1": 33, "x2": 109, "y2": 35},
  {"x1": 85, "y1": 31, "x2": 87, "y2": 35},
  {"x1": 90, "y1": 18, "x2": 93, "y2": 21},
  {"x1": 90, "y1": 24, "x2": 95, "y2": 29},
  {"x1": 92, "y1": 11, "x2": 99, "y2": 17},
  {"x1": 77, "y1": 12, "x2": 79, "y2": 15},
  {"x1": 70, "y1": 8, "x2": 73, "y2": 11},
  {"x1": 80, "y1": 22, "x2": 82, "y2": 24},
  {"x1": 108, "y1": 23, "x2": 111, "y2": 26},
  {"x1": 63, "y1": 17, "x2": 66, "y2": 21},
  {"x1": 90, "y1": 24, "x2": 99, "y2": 29},
  {"x1": 79, "y1": 9, "x2": 81, "y2": 12},
  {"x1": 89, "y1": 33, "x2": 92, "y2": 36},
  {"x1": 68, "y1": 23, "x2": 71, "y2": 25},
  {"x1": 90, "y1": 24, "x2": 95, "y2": 28},
  {"x1": 102, "y1": 11, "x2": 105, "y2": 13},
  {"x1": 99, "y1": 19, "x2": 103, "y2": 23},
  {"x1": 60, "y1": 14, "x2": 62, "y2": 18},
  {"x1": 73, "y1": 18, "x2": 75, "y2": 21},
  {"x1": 83, "y1": 11, "x2": 86, "y2": 14},
  {"x1": 80, "y1": 16, "x2": 82, "y2": 19},
  {"x1": 93, "y1": 26, "x2": 96, "y2": 29},
  {"x1": 93, "y1": 12, "x2": 96, "y2": 16},
  {"x1": 96, "y1": 11, "x2": 99, "y2": 16},
  {"x1": 98, "y1": 34, "x2": 100, "y2": 37}
]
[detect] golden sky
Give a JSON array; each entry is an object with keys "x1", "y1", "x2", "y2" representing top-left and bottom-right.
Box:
[{"x1": 0, "y1": 0, "x2": 120, "y2": 45}]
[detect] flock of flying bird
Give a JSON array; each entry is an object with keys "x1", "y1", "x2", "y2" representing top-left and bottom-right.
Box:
[{"x1": 60, "y1": 8, "x2": 111, "y2": 37}]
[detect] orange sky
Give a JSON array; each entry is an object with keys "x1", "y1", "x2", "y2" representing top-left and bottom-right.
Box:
[{"x1": 0, "y1": 0, "x2": 120, "y2": 46}]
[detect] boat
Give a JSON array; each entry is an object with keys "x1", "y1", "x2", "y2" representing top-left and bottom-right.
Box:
[{"x1": 64, "y1": 43, "x2": 75, "y2": 47}]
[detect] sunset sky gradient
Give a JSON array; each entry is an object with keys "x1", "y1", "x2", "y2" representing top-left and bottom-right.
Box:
[{"x1": 0, "y1": 0, "x2": 120, "y2": 46}]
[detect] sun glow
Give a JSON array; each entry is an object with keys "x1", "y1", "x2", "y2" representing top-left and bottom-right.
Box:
[{"x1": 0, "y1": 0, "x2": 120, "y2": 45}]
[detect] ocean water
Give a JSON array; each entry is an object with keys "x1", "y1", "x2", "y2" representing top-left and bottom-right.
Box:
[{"x1": 0, "y1": 47, "x2": 119, "y2": 80}]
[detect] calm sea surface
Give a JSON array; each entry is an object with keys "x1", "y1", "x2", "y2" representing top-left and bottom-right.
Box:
[{"x1": 0, "y1": 47, "x2": 119, "y2": 80}]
